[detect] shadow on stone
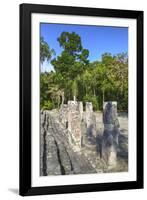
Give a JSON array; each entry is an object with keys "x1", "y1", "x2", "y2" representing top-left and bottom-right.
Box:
[
  {"x1": 118, "y1": 133, "x2": 128, "y2": 160},
  {"x1": 96, "y1": 134, "x2": 103, "y2": 157}
]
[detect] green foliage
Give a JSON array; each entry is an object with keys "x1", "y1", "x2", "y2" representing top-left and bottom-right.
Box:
[
  {"x1": 51, "y1": 32, "x2": 89, "y2": 80},
  {"x1": 57, "y1": 32, "x2": 82, "y2": 54},
  {"x1": 83, "y1": 95, "x2": 99, "y2": 111},
  {"x1": 40, "y1": 36, "x2": 55, "y2": 64},
  {"x1": 40, "y1": 32, "x2": 128, "y2": 111},
  {"x1": 41, "y1": 100, "x2": 53, "y2": 110}
]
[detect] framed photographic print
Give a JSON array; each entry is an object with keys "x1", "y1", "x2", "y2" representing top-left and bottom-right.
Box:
[{"x1": 19, "y1": 3, "x2": 144, "y2": 196}]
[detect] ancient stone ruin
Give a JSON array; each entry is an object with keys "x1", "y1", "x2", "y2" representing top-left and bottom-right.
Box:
[
  {"x1": 59, "y1": 100, "x2": 97, "y2": 150},
  {"x1": 40, "y1": 100, "x2": 128, "y2": 176}
]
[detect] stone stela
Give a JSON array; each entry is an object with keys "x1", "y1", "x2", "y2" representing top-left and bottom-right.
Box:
[
  {"x1": 67, "y1": 101, "x2": 82, "y2": 149},
  {"x1": 59, "y1": 100, "x2": 120, "y2": 167},
  {"x1": 40, "y1": 98, "x2": 128, "y2": 176},
  {"x1": 85, "y1": 102, "x2": 96, "y2": 138},
  {"x1": 102, "y1": 101, "x2": 120, "y2": 168},
  {"x1": 59, "y1": 100, "x2": 97, "y2": 150}
]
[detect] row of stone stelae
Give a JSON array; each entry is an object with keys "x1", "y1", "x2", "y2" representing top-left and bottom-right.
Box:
[{"x1": 59, "y1": 100, "x2": 120, "y2": 168}]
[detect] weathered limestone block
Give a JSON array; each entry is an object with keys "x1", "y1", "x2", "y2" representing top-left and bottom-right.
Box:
[
  {"x1": 40, "y1": 112, "x2": 62, "y2": 176},
  {"x1": 45, "y1": 133, "x2": 61, "y2": 175},
  {"x1": 85, "y1": 102, "x2": 96, "y2": 137},
  {"x1": 59, "y1": 104, "x2": 68, "y2": 128},
  {"x1": 56, "y1": 141, "x2": 73, "y2": 175},
  {"x1": 67, "y1": 101, "x2": 82, "y2": 149},
  {"x1": 103, "y1": 102, "x2": 119, "y2": 128},
  {"x1": 78, "y1": 101, "x2": 83, "y2": 119},
  {"x1": 40, "y1": 110, "x2": 99, "y2": 176},
  {"x1": 102, "y1": 102, "x2": 120, "y2": 168},
  {"x1": 81, "y1": 120, "x2": 87, "y2": 147}
]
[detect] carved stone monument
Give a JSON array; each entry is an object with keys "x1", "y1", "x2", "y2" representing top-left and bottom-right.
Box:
[
  {"x1": 67, "y1": 101, "x2": 82, "y2": 149},
  {"x1": 102, "y1": 101, "x2": 120, "y2": 168},
  {"x1": 85, "y1": 102, "x2": 96, "y2": 138}
]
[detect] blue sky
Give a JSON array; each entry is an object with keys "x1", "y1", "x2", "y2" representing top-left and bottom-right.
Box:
[{"x1": 40, "y1": 23, "x2": 128, "y2": 72}]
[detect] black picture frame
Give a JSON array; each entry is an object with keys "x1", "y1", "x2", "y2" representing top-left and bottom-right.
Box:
[{"x1": 19, "y1": 3, "x2": 144, "y2": 196}]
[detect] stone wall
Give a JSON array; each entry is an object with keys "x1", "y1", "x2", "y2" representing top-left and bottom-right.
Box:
[
  {"x1": 59, "y1": 101, "x2": 97, "y2": 149},
  {"x1": 40, "y1": 110, "x2": 96, "y2": 175}
]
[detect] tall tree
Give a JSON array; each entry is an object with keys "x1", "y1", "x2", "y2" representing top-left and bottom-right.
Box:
[
  {"x1": 40, "y1": 36, "x2": 55, "y2": 64},
  {"x1": 40, "y1": 33, "x2": 128, "y2": 111},
  {"x1": 51, "y1": 31, "x2": 89, "y2": 100}
]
